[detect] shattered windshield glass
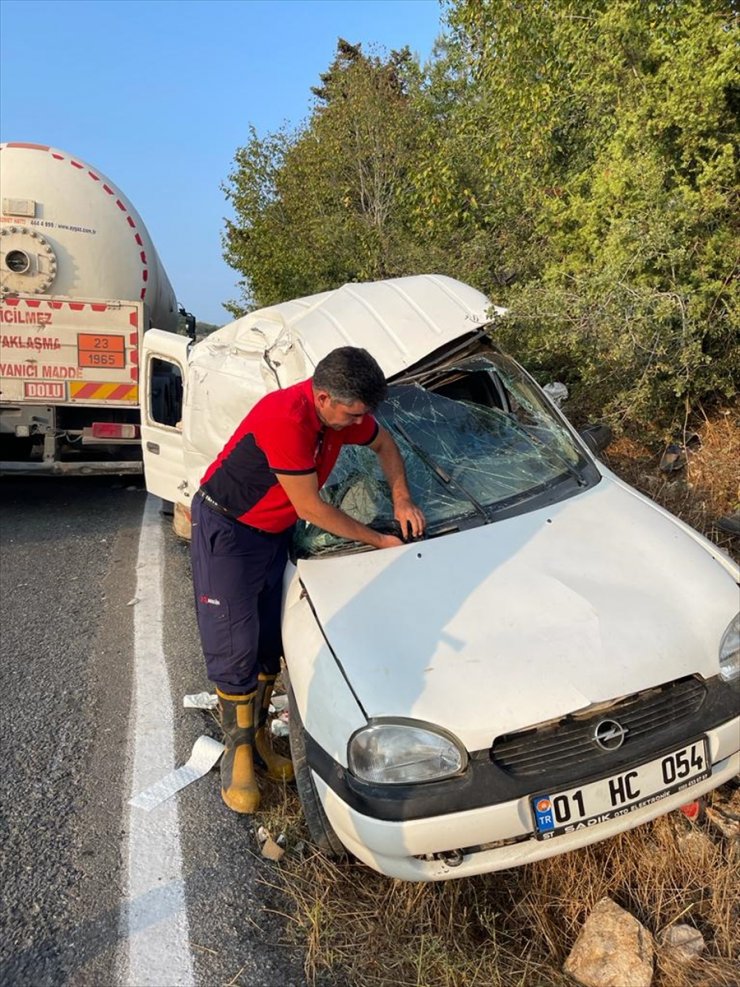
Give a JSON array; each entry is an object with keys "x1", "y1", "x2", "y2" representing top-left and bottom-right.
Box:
[{"x1": 294, "y1": 351, "x2": 590, "y2": 557}]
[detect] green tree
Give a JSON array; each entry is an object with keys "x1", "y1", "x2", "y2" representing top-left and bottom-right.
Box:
[
  {"x1": 222, "y1": 40, "x2": 428, "y2": 314},
  {"x1": 441, "y1": 0, "x2": 739, "y2": 426},
  {"x1": 222, "y1": 5, "x2": 738, "y2": 429}
]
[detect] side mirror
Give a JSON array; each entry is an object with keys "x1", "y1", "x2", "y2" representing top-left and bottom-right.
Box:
[
  {"x1": 543, "y1": 381, "x2": 569, "y2": 407},
  {"x1": 178, "y1": 305, "x2": 197, "y2": 340},
  {"x1": 579, "y1": 423, "x2": 612, "y2": 455}
]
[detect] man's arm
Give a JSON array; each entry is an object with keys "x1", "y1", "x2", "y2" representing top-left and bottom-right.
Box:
[
  {"x1": 368, "y1": 425, "x2": 426, "y2": 538},
  {"x1": 276, "y1": 471, "x2": 403, "y2": 549}
]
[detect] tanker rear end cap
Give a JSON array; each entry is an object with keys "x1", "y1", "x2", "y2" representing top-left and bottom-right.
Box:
[{"x1": 1, "y1": 226, "x2": 58, "y2": 295}]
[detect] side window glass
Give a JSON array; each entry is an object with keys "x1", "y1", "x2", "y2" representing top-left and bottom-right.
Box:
[{"x1": 150, "y1": 357, "x2": 183, "y2": 428}]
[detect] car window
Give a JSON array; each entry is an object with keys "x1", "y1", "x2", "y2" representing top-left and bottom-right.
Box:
[
  {"x1": 434, "y1": 352, "x2": 583, "y2": 471},
  {"x1": 294, "y1": 352, "x2": 591, "y2": 558}
]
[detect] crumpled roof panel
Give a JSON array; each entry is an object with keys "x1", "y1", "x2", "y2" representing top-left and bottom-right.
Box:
[
  {"x1": 204, "y1": 275, "x2": 495, "y2": 379},
  {"x1": 182, "y1": 276, "x2": 498, "y2": 497}
]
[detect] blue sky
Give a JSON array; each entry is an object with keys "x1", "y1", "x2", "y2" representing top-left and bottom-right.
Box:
[{"x1": 0, "y1": 0, "x2": 444, "y2": 324}]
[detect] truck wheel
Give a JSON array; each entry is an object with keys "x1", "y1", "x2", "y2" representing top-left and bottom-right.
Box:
[{"x1": 288, "y1": 687, "x2": 346, "y2": 858}]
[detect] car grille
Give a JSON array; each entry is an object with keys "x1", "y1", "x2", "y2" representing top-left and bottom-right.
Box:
[{"x1": 491, "y1": 676, "x2": 707, "y2": 777}]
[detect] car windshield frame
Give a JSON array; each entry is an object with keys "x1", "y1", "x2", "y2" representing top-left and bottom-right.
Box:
[{"x1": 293, "y1": 346, "x2": 599, "y2": 558}]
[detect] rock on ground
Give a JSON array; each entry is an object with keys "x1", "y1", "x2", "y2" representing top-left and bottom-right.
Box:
[
  {"x1": 657, "y1": 924, "x2": 706, "y2": 965},
  {"x1": 563, "y1": 896, "x2": 654, "y2": 987},
  {"x1": 705, "y1": 783, "x2": 740, "y2": 840},
  {"x1": 676, "y1": 828, "x2": 715, "y2": 865}
]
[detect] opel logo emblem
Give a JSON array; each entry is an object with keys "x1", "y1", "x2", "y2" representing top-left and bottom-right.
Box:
[{"x1": 593, "y1": 719, "x2": 628, "y2": 751}]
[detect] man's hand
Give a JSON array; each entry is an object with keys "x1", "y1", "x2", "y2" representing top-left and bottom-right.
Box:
[
  {"x1": 277, "y1": 423, "x2": 425, "y2": 550},
  {"x1": 377, "y1": 533, "x2": 405, "y2": 549},
  {"x1": 394, "y1": 495, "x2": 426, "y2": 540},
  {"x1": 277, "y1": 471, "x2": 403, "y2": 550},
  {"x1": 369, "y1": 428, "x2": 426, "y2": 539}
]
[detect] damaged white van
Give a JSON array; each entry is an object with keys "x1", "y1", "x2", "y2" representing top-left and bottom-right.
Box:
[{"x1": 141, "y1": 275, "x2": 739, "y2": 882}]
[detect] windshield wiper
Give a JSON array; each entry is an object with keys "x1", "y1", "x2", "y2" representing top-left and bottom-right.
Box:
[
  {"x1": 300, "y1": 512, "x2": 481, "y2": 558},
  {"x1": 391, "y1": 421, "x2": 489, "y2": 522}
]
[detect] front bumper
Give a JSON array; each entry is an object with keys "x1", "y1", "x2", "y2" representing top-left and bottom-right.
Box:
[{"x1": 314, "y1": 716, "x2": 740, "y2": 882}]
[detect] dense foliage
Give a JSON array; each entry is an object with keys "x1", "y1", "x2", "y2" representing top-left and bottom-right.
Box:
[{"x1": 222, "y1": 2, "x2": 738, "y2": 428}]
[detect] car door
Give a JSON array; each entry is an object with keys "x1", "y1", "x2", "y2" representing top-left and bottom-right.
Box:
[{"x1": 140, "y1": 327, "x2": 189, "y2": 503}]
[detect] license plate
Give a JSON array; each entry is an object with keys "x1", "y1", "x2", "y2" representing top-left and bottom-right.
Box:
[{"x1": 530, "y1": 737, "x2": 710, "y2": 840}]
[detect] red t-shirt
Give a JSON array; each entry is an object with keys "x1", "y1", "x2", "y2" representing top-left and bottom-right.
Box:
[{"x1": 200, "y1": 378, "x2": 378, "y2": 532}]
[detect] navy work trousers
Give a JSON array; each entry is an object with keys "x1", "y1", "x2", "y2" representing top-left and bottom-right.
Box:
[{"x1": 190, "y1": 495, "x2": 292, "y2": 695}]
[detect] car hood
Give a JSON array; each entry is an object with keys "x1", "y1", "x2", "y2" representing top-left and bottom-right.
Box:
[{"x1": 296, "y1": 477, "x2": 739, "y2": 751}]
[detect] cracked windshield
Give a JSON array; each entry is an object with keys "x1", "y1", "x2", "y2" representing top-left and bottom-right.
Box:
[{"x1": 295, "y1": 352, "x2": 589, "y2": 557}]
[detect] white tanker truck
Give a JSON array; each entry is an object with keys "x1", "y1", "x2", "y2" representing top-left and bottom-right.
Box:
[{"x1": 0, "y1": 141, "x2": 192, "y2": 474}]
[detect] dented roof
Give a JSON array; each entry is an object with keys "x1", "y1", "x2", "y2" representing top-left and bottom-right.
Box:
[{"x1": 201, "y1": 274, "x2": 497, "y2": 379}]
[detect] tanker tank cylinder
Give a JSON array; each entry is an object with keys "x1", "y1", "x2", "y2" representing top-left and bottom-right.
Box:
[
  {"x1": 1, "y1": 142, "x2": 179, "y2": 328},
  {"x1": 0, "y1": 226, "x2": 58, "y2": 295}
]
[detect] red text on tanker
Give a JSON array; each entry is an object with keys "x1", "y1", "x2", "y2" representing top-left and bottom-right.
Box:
[
  {"x1": 0, "y1": 363, "x2": 82, "y2": 379},
  {"x1": 1, "y1": 335, "x2": 62, "y2": 350},
  {"x1": 1, "y1": 310, "x2": 53, "y2": 325}
]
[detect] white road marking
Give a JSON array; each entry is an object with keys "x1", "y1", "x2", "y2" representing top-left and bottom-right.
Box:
[{"x1": 119, "y1": 495, "x2": 194, "y2": 986}]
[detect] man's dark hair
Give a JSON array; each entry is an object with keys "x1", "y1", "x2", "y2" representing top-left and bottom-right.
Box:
[{"x1": 313, "y1": 347, "x2": 388, "y2": 410}]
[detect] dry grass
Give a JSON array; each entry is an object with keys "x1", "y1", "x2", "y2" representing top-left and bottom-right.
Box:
[
  {"x1": 257, "y1": 792, "x2": 739, "y2": 987},
  {"x1": 255, "y1": 406, "x2": 740, "y2": 987},
  {"x1": 602, "y1": 403, "x2": 740, "y2": 562}
]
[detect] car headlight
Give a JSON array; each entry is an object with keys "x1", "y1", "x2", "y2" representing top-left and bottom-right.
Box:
[
  {"x1": 348, "y1": 719, "x2": 467, "y2": 784},
  {"x1": 719, "y1": 612, "x2": 740, "y2": 683}
]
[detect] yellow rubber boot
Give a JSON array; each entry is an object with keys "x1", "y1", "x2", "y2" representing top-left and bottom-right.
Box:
[
  {"x1": 254, "y1": 673, "x2": 295, "y2": 782},
  {"x1": 217, "y1": 688, "x2": 260, "y2": 813}
]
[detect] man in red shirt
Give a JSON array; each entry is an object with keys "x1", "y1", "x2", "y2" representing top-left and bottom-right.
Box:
[{"x1": 191, "y1": 347, "x2": 425, "y2": 813}]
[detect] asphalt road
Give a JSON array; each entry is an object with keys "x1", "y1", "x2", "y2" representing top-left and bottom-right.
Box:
[{"x1": 0, "y1": 477, "x2": 316, "y2": 987}]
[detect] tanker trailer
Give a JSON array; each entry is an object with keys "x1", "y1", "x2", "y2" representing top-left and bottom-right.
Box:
[{"x1": 0, "y1": 141, "x2": 192, "y2": 474}]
